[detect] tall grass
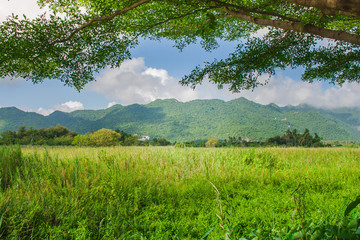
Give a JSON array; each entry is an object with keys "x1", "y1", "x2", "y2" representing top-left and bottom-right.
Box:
[{"x1": 0, "y1": 146, "x2": 359, "y2": 239}]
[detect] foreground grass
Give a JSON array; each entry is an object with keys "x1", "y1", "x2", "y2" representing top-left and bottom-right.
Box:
[{"x1": 1, "y1": 146, "x2": 360, "y2": 239}]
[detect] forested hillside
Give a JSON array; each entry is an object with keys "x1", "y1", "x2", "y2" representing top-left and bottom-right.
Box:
[{"x1": 1, "y1": 98, "x2": 359, "y2": 142}]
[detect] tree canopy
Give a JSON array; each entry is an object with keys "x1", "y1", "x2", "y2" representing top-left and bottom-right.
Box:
[{"x1": 1, "y1": 0, "x2": 360, "y2": 91}]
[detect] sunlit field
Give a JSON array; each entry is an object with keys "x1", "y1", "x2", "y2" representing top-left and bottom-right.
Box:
[{"x1": 1, "y1": 146, "x2": 360, "y2": 239}]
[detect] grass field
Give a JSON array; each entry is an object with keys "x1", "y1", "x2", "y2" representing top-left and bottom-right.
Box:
[{"x1": 1, "y1": 145, "x2": 360, "y2": 239}]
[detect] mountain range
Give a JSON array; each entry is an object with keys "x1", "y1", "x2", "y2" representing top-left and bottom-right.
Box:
[{"x1": 1, "y1": 97, "x2": 360, "y2": 142}]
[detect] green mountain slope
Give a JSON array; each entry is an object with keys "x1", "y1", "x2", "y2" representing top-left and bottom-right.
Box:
[
  {"x1": 69, "y1": 104, "x2": 125, "y2": 121},
  {"x1": 1, "y1": 98, "x2": 360, "y2": 142},
  {"x1": 0, "y1": 107, "x2": 52, "y2": 130}
]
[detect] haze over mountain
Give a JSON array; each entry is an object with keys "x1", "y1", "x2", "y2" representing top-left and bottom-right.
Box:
[{"x1": 1, "y1": 98, "x2": 359, "y2": 142}]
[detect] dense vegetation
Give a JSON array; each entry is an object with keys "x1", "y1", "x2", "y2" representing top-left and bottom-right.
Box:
[
  {"x1": 0, "y1": 125, "x2": 77, "y2": 146},
  {"x1": 265, "y1": 129, "x2": 322, "y2": 147},
  {"x1": 0, "y1": 125, "x2": 172, "y2": 147},
  {"x1": 1, "y1": 98, "x2": 360, "y2": 142},
  {"x1": 1, "y1": 146, "x2": 360, "y2": 239},
  {"x1": 0, "y1": 124, "x2": 326, "y2": 148},
  {"x1": 72, "y1": 128, "x2": 171, "y2": 147},
  {"x1": 179, "y1": 128, "x2": 324, "y2": 148}
]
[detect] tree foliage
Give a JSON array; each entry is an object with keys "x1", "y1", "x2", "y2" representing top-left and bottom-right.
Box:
[
  {"x1": 0, "y1": 125, "x2": 174, "y2": 147},
  {"x1": 0, "y1": 0, "x2": 359, "y2": 91},
  {"x1": 205, "y1": 137, "x2": 220, "y2": 147},
  {"x1": 88, "y1": 128, "x2": 122, "y2": 146},
  {"x1": 265, "y1": 128, "x2": 323, "y2": 147},
  {"x1": 0, "y1": 124, "x2": 77, "y2": 145},
  {"x1": 149, "y1": 137, "x2": 172, "y2": 146}
]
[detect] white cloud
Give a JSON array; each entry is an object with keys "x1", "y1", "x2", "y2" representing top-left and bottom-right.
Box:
[
  {"x1": 36, "y1": 107, "x2": 55, "y2": 116},
  {"x1": 107, "y1": 102, "x2": 118, "y2": 108},
  {"x1": 21, "y1": 101, "x2": 85, "y2": 116},
  {"x1": 230, "y1": 74, "x2": 360, "y2": 109},
  {"x1": 54, "y1": 101, "x2": 84, "y2": 113},
  {"x1": 87, "y1": 58, "x2": 199, "y2": 105},
  {"x1": 87, "y1": 58, "x2": 360, "y2": 109}
]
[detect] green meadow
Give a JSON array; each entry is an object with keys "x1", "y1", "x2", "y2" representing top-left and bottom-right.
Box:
[{"x1": 1, "y1": 146, "x2": 360, "y2": 239}]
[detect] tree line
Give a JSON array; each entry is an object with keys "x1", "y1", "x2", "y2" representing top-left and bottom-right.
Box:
[
  {"x1": 0, "y1": 125, "x2": 172, "y2": 147},
  {"x1": 178, "y1": 129, "x2": 324, "y2": 147},
  {"x1": 0, "y1": 125, "x2": 77, "y2": 146},
  {"x1": 72, "y1": 128, "x2": 171, "y2": 147},
  {"x1": 265, "y1": 129, "x2": 323, "y2": 147},
  {"x1": 0, "y1": 125, "x2": 325, "y2": 147}
]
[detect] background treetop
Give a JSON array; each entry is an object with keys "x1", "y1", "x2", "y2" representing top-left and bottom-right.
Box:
[{"x1": 1, "y1": 0, "x2": 359, "y2": 91}]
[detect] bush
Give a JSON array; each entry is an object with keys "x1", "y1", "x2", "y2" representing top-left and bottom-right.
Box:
[
  {"x1": 205, "y1": 138, "x2": 220, "y2": 147},
  {"x1": 89, "y1": 129, "x2": 121, "y2": 146}
]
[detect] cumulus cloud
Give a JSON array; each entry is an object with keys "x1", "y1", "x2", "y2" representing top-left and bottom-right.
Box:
[
  {"x1": 107, "y1": 102, "x2": 118, "y2": 108},
  {"x1": 36, "y1": 107, "x2": 55, "y2": 116},
  {"x1": 177, "y1": 72, "x2": 360, "y2": 109},
  {"x1": 21, "y1": 101, "x2": 85, "y2": 116},
  {"x1": 87, "y1": 58, "x2": 360, "y2": 109},
  {"x1": 87, "y1": 58, "x2": 199, "y2": 105},
  {"x1": 231, "y1": 74, "x2": 360, "y2": 109},
  {"x1": 53, "y1": 101, "x2": 85, "y2": 112}
]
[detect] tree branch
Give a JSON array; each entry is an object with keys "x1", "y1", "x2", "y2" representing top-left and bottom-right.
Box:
[
  {"x1": 209, "y1": 0, "x2": 300, "y2": 22},
  {"x1": 224, "y1": 8, "x2": 360, "y2": 45},
  {"x1": 57, "y1": 0, "x2": 151, "y2": 43},
  {"x1": 283, "y1": 0, "x2": 360, "y2": 18}
]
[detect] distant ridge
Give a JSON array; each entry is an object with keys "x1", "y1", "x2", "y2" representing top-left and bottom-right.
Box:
[{"x1": 1, "y1": 98, "x2": 360, "y2": 142}]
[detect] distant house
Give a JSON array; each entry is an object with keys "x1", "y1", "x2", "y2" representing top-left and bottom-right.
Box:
[{"x1": 139, "y1": 136, "x2": 150, "y2": 141}]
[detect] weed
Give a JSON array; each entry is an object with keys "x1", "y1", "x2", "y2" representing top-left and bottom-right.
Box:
[{"x1": 0, "y1": 146, "x2": 360, "y2": 239}]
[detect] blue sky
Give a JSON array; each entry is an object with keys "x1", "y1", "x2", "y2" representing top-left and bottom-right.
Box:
[{"x1": 2, "y1": 0, "x2": 360, "y2": 115}]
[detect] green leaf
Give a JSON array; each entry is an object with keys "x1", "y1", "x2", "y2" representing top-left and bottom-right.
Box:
[
  {"x1": 344, "y1": 196, "x2": 360, "y2": 217},
  {"x1": 200, "y1": 227, "x2": 214, "y2": 239}
]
